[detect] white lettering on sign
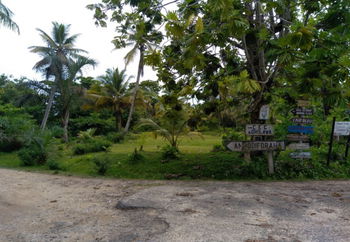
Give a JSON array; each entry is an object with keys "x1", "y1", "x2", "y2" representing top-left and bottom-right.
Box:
[
  {"x1": 334, "y1": 122, "x2": 350, "y2": 136},
  {"x1": 259, "y1": 105, "x2": 270, "y2": 120},
  {"x1": 227, "y1": 141, "x2": 285, "y2": 152},
  {"x1": 246, "y1": 124, "x2": 274, "y2": 136}
]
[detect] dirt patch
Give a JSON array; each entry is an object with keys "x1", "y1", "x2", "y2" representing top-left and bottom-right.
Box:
[{"x1": 1, "y1": 169, "x2": 350, "y2": 241}]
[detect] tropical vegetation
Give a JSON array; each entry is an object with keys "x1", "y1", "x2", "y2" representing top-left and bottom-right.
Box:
[{"x1": 1, "y1": 0, "x2": 350, "y2": 180}]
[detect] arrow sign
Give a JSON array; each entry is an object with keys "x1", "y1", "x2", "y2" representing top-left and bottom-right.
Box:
[
  {"x1": 227, "y1": 141, "x2": 285, "y2": 152},
  {"x1": 290, "y1": 152, "x2": 311, "y2": 159},
  {"x1": 286, "y1": 134, "x2": 310, "y2": 141},
  {"x1": 287, "y1": 143, "x2": 310, "y2": 150},
  {"x1": 288, "y1": 125, "x2": 314, "y2": 134},
  {"x1": 291, "y1": 107, "x2": 313, "y2": 116},
  {"x1": 291, "y1": 117, "x2": 313, "y2": 125}
]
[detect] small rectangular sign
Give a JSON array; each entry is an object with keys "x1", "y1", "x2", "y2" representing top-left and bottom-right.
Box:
[
  {"x1": 334, "y1": 122, "x2": 350, "y2": 136},
  {"x1": 286, "y1": 134, "x2": 310, "y2": 141},
  {"x1": 227, "y1": 141, "x2": 285, "y2": 152},
  {"x1": 287, "y1": 143, "x2": 310, "y2": 150},
  {"x1": 290, "y1": 152, "x2": 311, "y2": 159},
  {"x1": 259, "y1": 105, "x2": 270, "y2": 120},
  {"x1": 246, "y1": 124, "x2": 274, "y2": 136},
  {"x1": 291, "y1": 107, "x2": 313, "y2": 116},
  {"x1": 288, "y1": 126, "x2": 314, "y2": 134},
  {"x1": 297, "y1": 100, "x2": 310, "y2": 107},
  {"x1": 291, "y1": 117, "x2": 313, "y2": 125}
]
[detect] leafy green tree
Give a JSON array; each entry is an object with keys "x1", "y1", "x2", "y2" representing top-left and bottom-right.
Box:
[
  {"x1": 85, "y1": 68, "x2": 133, "y2": 131},
  {"x1": 0, "y1": 0, "x2": 19, "y2": 33},
  {"x1": 29, "y1": 22, "x2": 89, "y2": 130}
]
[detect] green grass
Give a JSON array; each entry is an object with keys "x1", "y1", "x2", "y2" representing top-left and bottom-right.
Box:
[{"x1": 1, "y1": 132, "x2": 350, "y2": 180}]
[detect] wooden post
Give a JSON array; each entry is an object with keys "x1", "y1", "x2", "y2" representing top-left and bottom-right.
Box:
[
  {"x1": 345, "y1": 133, "x2": 350, "y2": 158},
  {"x1": 327, "y1": 117, "x2": 336, "y2": 166},
  {"x1": 244, "y1": 152, "x2": 251, "y2": 163},
  {"x1": 268, "y1": 151, "x2": 274, "y2": 174}
]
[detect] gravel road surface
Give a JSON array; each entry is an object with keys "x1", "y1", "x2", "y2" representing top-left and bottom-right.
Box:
[{"x1": 0, "y1": 168, "x2": 349, "y2": 241}]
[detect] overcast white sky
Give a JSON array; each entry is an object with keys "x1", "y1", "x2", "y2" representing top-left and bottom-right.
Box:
[{"x1": 0, "y1": 0, "x2": 156, "y2": 81}]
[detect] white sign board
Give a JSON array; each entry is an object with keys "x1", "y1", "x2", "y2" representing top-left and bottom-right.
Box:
[
  {"x1": 246, "y1": 124, "x2": 274, "y2": 136},
  {"x1": 334, "y1": 122, "x2": 350, "y2": 136},
  {"x1": 259, "y1": 105, "x2": 270, "y2": 120},
  {"x1": 287, "y1": 143, "x2": 310, "y2": 150},
  {"x1": 227, "y1": 141, "x2": 285, "y2": 152}
]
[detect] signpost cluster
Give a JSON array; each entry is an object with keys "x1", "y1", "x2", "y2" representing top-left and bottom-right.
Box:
[
  {"x1": 287, "y1": 100, "x2": 313, "y2": 159},
  {"x1": 227, "y1": 105, "x2": 285, "y2": 174}
]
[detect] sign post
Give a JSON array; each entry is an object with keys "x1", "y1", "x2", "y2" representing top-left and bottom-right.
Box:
[{"x1": 327, "y1": 117, "x2": 336, "y2": 166}]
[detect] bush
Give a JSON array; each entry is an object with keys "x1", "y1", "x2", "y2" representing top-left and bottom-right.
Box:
[
  {"x1": 18, "y1": 145, "x2": 47, "y2": 166},
  {"x1": 161, "y1": 145, "x2": 179, "y2": 160},
  {"x1": 106, "y1": 132, "x2": 125, "y2": 143},
  {"x1": 92, "y1": 155, "x2": 112, "y2": 175},
  {"x1": 128, "y1": 148, "x2": 144, "y2": 164},
  {"x1": 47, "y1": 159, "x2": 62, "y2": 170},
  {"x1": 73, "y1": 137, "x2": 112, "y2": 155}
]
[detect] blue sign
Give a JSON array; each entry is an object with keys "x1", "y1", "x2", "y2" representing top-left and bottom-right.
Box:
[{"x1": 288, "y1": 125, "x2": 314, "y2": 134}]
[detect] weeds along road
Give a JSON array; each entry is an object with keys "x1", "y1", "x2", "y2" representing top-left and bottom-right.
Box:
[{"x1": 0, "y1": 168, "x2": 349, "y2": 241}]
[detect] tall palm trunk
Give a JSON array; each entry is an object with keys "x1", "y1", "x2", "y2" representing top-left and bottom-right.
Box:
[
  {"x1": 40, "y1": 82, "x2": 57, "y2": 130},
  {"x1": 124, "y1": 48, "x2": 144, "y2": 133},
  {"x1": 62, "y1": 108, "x2": 70, "y2": 143}
]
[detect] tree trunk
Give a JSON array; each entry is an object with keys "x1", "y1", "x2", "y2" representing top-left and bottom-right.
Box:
[
  {"x1": 62, "y1": 108, "x2": 70, "y2": 143},
  {"x1": 115, "y1": 111, "x2": 122, "y2": 132},
  {"x1": 40, "y1": 84, "x2": 57, "y2": 130},
  {"x1": 124, "y1": 48, "x2": 144, "y2": 133}
]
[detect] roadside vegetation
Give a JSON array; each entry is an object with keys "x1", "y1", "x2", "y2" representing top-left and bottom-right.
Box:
[{"x1": 1, "y1": 1, "x2": 350, "y2": 181}]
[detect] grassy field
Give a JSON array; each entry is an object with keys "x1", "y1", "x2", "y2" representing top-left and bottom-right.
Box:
[
  {"x1": 1, "y1": 132, "x2": 350, "y2": 180},
  {"x1": 1, "y1": 133, "x2": 245, "y2": 180}
]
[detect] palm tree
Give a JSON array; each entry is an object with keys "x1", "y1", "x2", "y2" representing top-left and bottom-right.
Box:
[
  {"x1": 122, "y1": 20, "x2": 162, "y2": 133},
  {"x1": 29, "y1": 22, "x2": 88, "y2": 130},
  {"x1": 0, "y1": 0, "x2": 19, "y2": 33},
  {"x1": 60, "y1": 56, "x2": 97, "y2": 142},
  {"x1": 85, "y1": 68, "x2": 133, "y2": 131}
]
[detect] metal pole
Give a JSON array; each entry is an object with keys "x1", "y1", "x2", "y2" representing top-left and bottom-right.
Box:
[{"x1": 327, "y1": 117, "x2": 336, "y2": 166}]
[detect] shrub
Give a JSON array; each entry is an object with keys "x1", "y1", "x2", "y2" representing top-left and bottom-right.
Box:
[
  {"x1": 73, "y1": 137, "x2": 112, "y2": 155},
  {"x1": 18, "y1": 145, "x2": 47, "y2": 166},
  {"x1": 128, "y1": 148, "x2": 144, "y2": 164},
  {"x1": 47, "y1": 159, "x2": 61, "y2": 170},
  {"x1": 106, "y1": 132, "x2": 125, "y2": 143},
  {"x1": 92, "y1": 155, "x2": 112, "y2": 175},
  {"x1": 161, "y1": 145, "x2": 179, "y2": 160}
]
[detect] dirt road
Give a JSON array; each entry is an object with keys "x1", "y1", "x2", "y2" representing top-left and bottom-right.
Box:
[{"x1": 0, "y1": 168, "x2": 349, "y2": 241}]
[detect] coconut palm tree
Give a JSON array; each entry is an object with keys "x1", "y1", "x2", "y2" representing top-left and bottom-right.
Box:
[
  {"x1": 29, "y1": 22, "x2": 88, "y2": 130},
  {"x1": 0, "y1": 1, "x2": 19, "y2": 33},
  {"x1": 60, "y1": 56, "x2": 97, "y2": 142},
  {"x1": 85, "y1": 68, "x2": 133, "y2": 131},
  {"x1": 122, "y1": 20, "x2": 162, "y2": 133}
]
